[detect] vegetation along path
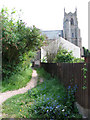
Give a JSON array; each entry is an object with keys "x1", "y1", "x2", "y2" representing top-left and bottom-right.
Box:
[{"x1": 0, "y1": 69, "x2": 43, "y2": 105}]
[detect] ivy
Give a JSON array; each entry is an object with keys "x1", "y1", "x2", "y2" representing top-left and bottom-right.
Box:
[{"x1": 82, "y1": 63, "x2": 87, "y2": 90}]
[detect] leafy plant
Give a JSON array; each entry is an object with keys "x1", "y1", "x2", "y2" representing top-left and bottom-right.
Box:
[
  {"x1": 82, "y1": 63, "x2": 87, "y2": 90},
  {"x1": 53, "y1": 47, "x2": 84, "y2": 63},
  {"x1": 54, "y1": 47, "x2": 74, "y2": 63},
  {"x1": 65, "y1": 85, "x2": 77, "y2": 110}
]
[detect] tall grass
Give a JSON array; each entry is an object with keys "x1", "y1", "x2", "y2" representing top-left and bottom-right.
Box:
[{"x1": 2, "y1": 67, "x2": 32, "y2": 92}]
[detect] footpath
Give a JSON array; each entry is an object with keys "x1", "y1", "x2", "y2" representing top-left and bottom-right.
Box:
[{"x1": 0, "y1": 69, "x2": 43, "y2": 119}]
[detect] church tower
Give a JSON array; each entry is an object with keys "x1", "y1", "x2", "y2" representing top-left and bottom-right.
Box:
[{"x1": 63, "y1": 8, "x2": 82, "y2": 48}]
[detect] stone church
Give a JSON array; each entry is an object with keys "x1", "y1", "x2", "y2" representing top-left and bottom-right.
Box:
[
  {"x1": 34, "y1": 9, "x2": 82, "y2": 65},
  {"x1": 63, "y1": 8, "x2": 81, "y2": 48},
  {"x1": 42, "y1": 8, "x2": 82, "y2": 48}
]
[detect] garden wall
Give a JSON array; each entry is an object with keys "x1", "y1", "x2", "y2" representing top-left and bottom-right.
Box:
[{"x1": 41, "y1": 63, "x2": 90, "y2": 110}]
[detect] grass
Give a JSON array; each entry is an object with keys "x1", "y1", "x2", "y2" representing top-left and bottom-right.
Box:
[
  {"x1": 2, "y1": 67, "x2": 32, "y2": 92},
  {"x1": 2, "y1": 93, "x2": 31, "y2": 118},
  {"x1": 2, "y1": 67, "x2": 82, "y2": 119}
]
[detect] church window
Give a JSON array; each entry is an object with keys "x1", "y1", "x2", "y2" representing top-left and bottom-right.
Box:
[
  {"x1": 72, "y1": 33, "x2": 74, "y2": 38},
  {"x1": 71, "y1": 18, "x2": 74, "y2": 25},
  {"x1": 66, "y1": 19, "x2": 68, "y2": 22}
]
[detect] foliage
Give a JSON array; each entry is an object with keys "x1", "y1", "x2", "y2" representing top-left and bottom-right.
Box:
[
  {"x1": 46, "y1": 52, "x2": 56, "y2": 63},
  {"x1": 27, "y1": 69, "x2": 81, "y2": 119},
  {"x1": 2, "y1": 68, "x2": 82, "y2": 119},
  {"x1": 53, "y1": 47, "x2": 74, "y2": 63},
  {"x1": 36, "y1": 67, "x2": 51, "y2": 80},
  {"x1": 2, "y1": 66, "x2": 32, "y2": 92},
  {"x1": 19, "y1": 50, "x2": 36, "y2": 69},
  {"x1": 53, "y1": 47, "x2": 84, "y2": 63},
  {"x1": 72, "y1": 57, "x2": 84, "y2": 63},
  {"x1": 66, "y1": 85, "x2": 78, "y2": 111},
  {"x1": 83, "y1": 47, "x2": 90, "y2": 56},
  {"x1": 1, "y1": 7, "x2": 45, "y2": 79},
  {"x1": 41, "y1": 56, "x2": 47, "y2": 63},
  {"x1": 82, "y1": 63, "x2": 87, "y2": 90},
  {"x1": 28, "y1": 85, "x2": 81, "y2": 119}
]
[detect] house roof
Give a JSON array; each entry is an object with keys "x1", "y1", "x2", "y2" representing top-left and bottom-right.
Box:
[{"x1": 42, "y1": 30, "x2": 63, "y2": 40}]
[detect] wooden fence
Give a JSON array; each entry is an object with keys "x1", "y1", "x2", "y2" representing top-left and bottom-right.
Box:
[{"x1": 41, "y1": 63, "x2": 90, "y2": 109}]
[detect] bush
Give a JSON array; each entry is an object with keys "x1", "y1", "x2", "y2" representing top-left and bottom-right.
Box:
[{"x1": 53, "y1": 47, "x2": 84, "y2": 63}]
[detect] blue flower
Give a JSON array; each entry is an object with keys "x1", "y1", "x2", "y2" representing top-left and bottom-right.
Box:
[
  {"x1": 75, "y1": 84, "x2": 77, "y2": 88},
  {"x1": 53, "y1": 104, "x2": 55, "y2": 107},
  {"x1": 44, "y1": 94, "x2": 46, "y2": 96},
  {"x1": 50, "y1": 106, "x2": 53, "y2": 110},
  {"x1": 48, "y1": 102, "x2": 50, "y2": 105},
  {"x1": 47, "y1": 106, "x2": 49, "y2": 108},
  {"x1": 56, "y1": 105, "x2": 60, "y2": 108},
  {"x1": 47, "y1": 98, "x2": 49, "y2": 100},
  {"x1": 57, "y1": 96, "x2": 60, "y2": 98},
  {"x1": 58, "y1": 112, "x2": 60, "y2": 115},
  {"x1": 68, "y1": 86, "x2": 71, "y2": 89}
]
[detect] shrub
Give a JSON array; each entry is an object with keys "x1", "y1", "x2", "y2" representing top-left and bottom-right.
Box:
[{"x1": 53, "y1": 47, "x2": 84, "y2": 63}]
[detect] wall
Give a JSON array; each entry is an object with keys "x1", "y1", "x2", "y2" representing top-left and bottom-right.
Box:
[{"x1": 41, "y1": 37, "x2": 80, "y2": 62}]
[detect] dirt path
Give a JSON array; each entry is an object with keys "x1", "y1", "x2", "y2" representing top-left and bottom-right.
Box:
[{"x1": 0, "y1": 69, "x2": 43, "y2": 119}]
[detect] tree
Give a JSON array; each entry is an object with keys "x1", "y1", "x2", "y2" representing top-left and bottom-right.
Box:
[{"x1": 1, "y1": 7, "x2": 45, "y2": 79}]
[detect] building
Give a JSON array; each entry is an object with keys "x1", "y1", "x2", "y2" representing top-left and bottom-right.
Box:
[
  {"x1": 42, "y1": 8, "x2": 82, "y2": 48},
  {"x1": 42, "y1": 30, "x2": 63, "y2": 42},
  {"x1": 34, "y1": 9, "x2": 82, "y2": 66},
  {"x1": 63, "y1": 8, "x2": 82, "y2": 48}
]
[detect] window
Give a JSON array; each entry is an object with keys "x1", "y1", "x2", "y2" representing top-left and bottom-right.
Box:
[
  {"x1": 71, "y1": 18, "x2": 74, "y2": 25},
  {"x1": 72, "y1": 33, "x2": 74, "y2": 38},
  {"x1": 66, "y1": 19, "x2": 68, "y2": 22}
]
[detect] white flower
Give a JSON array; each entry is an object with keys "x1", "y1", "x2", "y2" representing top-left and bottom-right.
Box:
[{"x1": 62, "y1": 109, "x2": 65, "y2": 112}]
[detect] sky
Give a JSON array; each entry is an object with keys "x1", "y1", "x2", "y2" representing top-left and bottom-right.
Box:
[{"x1": 0, "y1": 0, "x2": 89, "y2": 48}]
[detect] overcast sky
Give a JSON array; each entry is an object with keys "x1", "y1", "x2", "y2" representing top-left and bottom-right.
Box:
[{"x1": 0, "y1": 0, "x2": 89, "y2": 48}]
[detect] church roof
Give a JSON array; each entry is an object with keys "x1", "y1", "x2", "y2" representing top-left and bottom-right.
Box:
[{"x1": 42, "y1": 30, "x2": 63, "y2": 40}]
